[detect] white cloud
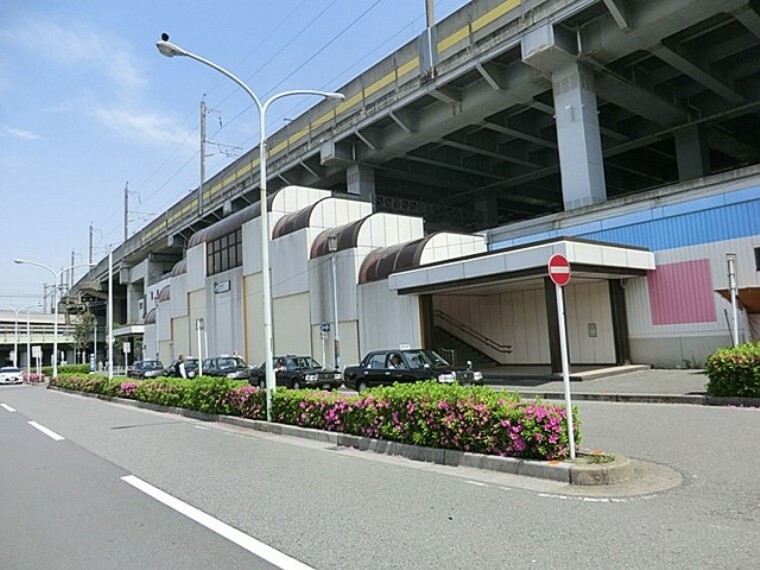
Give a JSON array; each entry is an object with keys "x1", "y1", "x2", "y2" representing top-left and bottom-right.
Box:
[
  {"x1": 90, "y1": 106, "x2": 193, "y2": 147},
  {"x1": 2, "y1": 19, "x2": 146, "y2": 93},
  {"x1": 0, "y1": 125, "x2": 42, "y2": 140}
]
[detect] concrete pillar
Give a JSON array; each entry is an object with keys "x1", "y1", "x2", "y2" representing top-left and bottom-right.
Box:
[
  {"x1": 521, "y1": 24, "x2": 606, "y2": 210},
  {"x1": 674, "y1": 125, "x2": 710, "y2": 181},
  {"x1": 347, "y1": 164, "x2": 376, "y2": 204},
  {"x1": 474, "y1": 191, "x2": 499, "y2": 228},
  {"x1": 552, "y1": 62, "x2": 607, "y2": 210}
]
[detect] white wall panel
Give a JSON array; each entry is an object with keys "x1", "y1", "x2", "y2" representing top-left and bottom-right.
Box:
[
  {"x1": 170, "y1": 273, "x2": 188, "y2": 317},
  {"x1": 171, "y1": 316, "x2": 190, "y2": 359},
  {"x1": 205, "y1": 267, "x2": 244, "y2": 357},
  {"x1": 273, "y1": 292, "x2": 311, "y2": 356},
  {"x1": 358, "y1": 281, "x2": 421, "y2": 354},
  {"x1": 186, "y1": 246, "x2": 206, "y2": 292}
]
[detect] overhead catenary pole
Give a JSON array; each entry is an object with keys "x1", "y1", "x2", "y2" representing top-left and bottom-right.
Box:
[
  {"x1": 89, "y1": 222, "x2": 94, "y2": 266},
  {"x1": 124, "y1": 182, "x2": 129, "y2": 243},
  {"x1": 200, "y1": 99, "x2": 206, "y2": 213}
]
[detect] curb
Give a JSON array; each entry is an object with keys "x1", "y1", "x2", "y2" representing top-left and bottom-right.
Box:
[
  {"x1": 512, "y1": 391, "x2": 760, "y2": 406},
  {"x1": 47, "y1": 386, "x2": 634, "y2": 486}
]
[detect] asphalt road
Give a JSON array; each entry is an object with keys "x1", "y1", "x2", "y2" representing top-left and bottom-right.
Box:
[{"x1": 1, "y1": 384, "x2": 758, "y2": 569}]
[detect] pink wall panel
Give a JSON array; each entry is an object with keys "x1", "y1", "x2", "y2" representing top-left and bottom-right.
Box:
[{"x1": 648, "y1": 259, "x2": 717, "y2": 325}]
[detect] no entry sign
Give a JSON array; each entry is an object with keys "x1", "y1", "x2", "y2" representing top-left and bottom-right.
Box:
[{"x1": 548, "y1": 254, "x2": 571, "y2": 286}]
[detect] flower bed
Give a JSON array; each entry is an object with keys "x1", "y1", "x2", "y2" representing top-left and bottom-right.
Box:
[
  {"x1": 50, "y1": 375, "x2": 580, "y2": 460},
  {"x1": 705, "y1": 342, "x2": 760, "y2": 398}
]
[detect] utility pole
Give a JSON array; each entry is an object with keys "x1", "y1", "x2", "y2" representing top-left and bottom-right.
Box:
[
  {"x1": 89, "y1": 222, "x2": 94, "y2": 266},
  {"x1": 69, "y1": 249, "x2": 75, "y2": 289},
  {"x1": 124, "y1": 182, "x2": 129, "y2": 242},
  {"x1": 200, "y1": 98, "x2": 206, "y2": 213},
  {"x1": 421, "y1": 0, "x2": 438, "y2": 80}
]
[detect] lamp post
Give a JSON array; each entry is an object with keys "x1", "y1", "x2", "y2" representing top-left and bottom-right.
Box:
[
  {"x1": 1, "y1": 304, "x2": 39, "y2": 367},
  {"x1": 155, "y1": 34, "x2": 345, "y2": 421},
  {"x1": 327, "y1": 234, "x2": 341, "y2": 371},
  {"x1": 14, "y1": 259, "x2": 91, "y2": 378}
]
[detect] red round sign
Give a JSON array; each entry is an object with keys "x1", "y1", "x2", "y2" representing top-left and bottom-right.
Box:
[{"x1": 548, "y1": 254, "x2": 571, "y2": 286}]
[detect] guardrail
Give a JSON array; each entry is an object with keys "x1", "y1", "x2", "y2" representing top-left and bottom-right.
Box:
[{"x1": 433, "y1": 309, "x2": 513, "y2": 356}]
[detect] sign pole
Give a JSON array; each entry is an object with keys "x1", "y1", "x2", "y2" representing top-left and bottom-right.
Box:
[
  {"x1": 555, "y1": 283, "x2": 576, "y2": 460},
  {"x1": 548, "y1": 253, "x2": 576, "y2": 460}
]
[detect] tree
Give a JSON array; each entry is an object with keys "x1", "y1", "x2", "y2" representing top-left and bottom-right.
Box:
[{"x1": 70, "y1": 311, "x2": 95, "y2": 356}]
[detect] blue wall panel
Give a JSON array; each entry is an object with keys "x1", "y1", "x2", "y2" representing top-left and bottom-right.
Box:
[{"x1": 491, "y1": 191, "x2": 760, "y2": 252}]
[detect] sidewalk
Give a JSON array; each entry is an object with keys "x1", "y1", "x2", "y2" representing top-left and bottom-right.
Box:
[{"x1": 483, "y1": 367, "x2": 760, "y2": 405}]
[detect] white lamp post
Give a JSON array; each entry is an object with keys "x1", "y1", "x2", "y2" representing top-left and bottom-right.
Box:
[
  {"x1": 155, "y1": 34, "x2": 345, "y2": 421},
  {"x1": 14, "y1": 259, "x2": 91, "y2": 379}
]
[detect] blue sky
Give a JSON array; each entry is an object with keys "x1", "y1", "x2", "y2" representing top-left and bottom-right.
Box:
[{"x1": 0, "y1": 0, "x2": 470, "y2": 308}]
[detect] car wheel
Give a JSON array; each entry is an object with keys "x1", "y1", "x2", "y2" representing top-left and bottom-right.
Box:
[
  {"x1": 357, "y1": 381, "x2": 368, "y2": 393},
  {"x1": 292, "y1": 379, "x2": 301, "y2": 390}
]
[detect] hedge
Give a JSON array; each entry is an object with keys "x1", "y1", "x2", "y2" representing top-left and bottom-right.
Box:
[
  {"x1": 49, "y1": 375, "x2": 580, "y2": 460},
  {"x1": 705, "y1": 342, "x2": 760, "y2": 398}
]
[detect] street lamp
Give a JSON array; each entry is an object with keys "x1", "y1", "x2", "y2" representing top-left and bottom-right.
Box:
[
  {"x1": 13, "y1": 259, "x2": 91, "y2": 379},
  {"x1": 327, "y1": 234, "x2": 341, "y2": 371},
  {"x1": 1, "y1": 304, "x2": 40, "y2": 367},
  {"x1": 156, "y1": 34, "x2": 345, "y2": 421}
]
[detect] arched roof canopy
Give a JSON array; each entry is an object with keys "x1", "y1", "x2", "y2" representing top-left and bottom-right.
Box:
[
  {"x1": 158, "y1": 285, "x2": 171, "y2": 302},
  {"x1": 170, "y1": 259, "x2": 187, "y2": 277},
  {"x1": 144, "y1": 307, "x2": 157, "y2": 325},
  {"x1": 271, "y1": 198, "x2": 327, "y2": 239},
  {"x1": 310, "y1": 216, "x2": 369, "y2": 259},
  {"x1": 187, "y1": 193, "x2": 276, "y2": 248},
  {"x1": 359, "y1": 236, "x2": 434, "y2": 284}
]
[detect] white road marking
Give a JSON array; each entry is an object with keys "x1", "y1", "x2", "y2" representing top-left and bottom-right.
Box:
[
  {"x1": 121, "y1": 475, "x2": 313, "y2": 570},
  {"x1": 28, "y1": 421, "x2": 65, "y2": 441},
  {"x1": 464, "y1": 480, "x2": 488, "y2": 487},
  {"x1": 1, "y1": 403, "x2": 16, "y2": 412},
  {"x1": 193, "y1": 425, "x2": 210, "y2": 431}
]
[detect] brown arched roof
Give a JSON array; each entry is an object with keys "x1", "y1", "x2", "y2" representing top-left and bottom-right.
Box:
[
  {"x1": 310, "y1": 216, "x2": 370, "y2": 259},
  {"x1": 170, "y1": 259, "x2": 187, "y2": 277},
  {"x1": 158, "y1": 285, "x2": 171, "y2": 302},
  {"x1": 358, "y1": 235, "x2": 438, "y2": 284},
  {"x1": 187, "y1": 193, "x2": 276, "y2": 248}
]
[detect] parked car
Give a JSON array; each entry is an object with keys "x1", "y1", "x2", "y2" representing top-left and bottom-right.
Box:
[
  {"x1": 0, "y1": 366, "x2": 24, "y2": 385},
  {"x1": 343, "y1": 349, "x2": 484, "y2": 392},
  {"x1": 250, "y1": 355, "x2": 343, "y2": 390},
  {"x1": 127, "y1": 360, "x2": 165, "y2": 379},
  {"x1": 202, "y1": 355, "x2": 251, "y2": 380},
  {"x1": 164, "y1": 357, "x2": 199, "y2": 379}
]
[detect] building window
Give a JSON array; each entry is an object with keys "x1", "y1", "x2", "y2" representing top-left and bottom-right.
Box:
[
  {"x1": 755, "y1": 247, "x2": 760, "y2": 271},
  {"x1": 207, "y1": 229, "x2": 242, "y2": 276}
]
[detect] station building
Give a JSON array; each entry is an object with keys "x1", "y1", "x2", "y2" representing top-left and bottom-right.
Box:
[{"x1": 68, "y1": 0, "x2": 760, "y2": 373}]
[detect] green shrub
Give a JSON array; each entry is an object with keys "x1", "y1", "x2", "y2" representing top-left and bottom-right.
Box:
[
  {"x1": 49, "y1": 376, "x2": 580, "y2": 459},
  {"x1": 43, "y1": 364, "x2": 91, "y2": 376},
  {"x1": 273, "y1": 381, "x2": 580, "y2": 460},
  {"x1": 705, "y1": 342, "x2": 760, "y2": 398},
  {"x1": 180, "y1": 376, "x2": 248, "y2": 414}
]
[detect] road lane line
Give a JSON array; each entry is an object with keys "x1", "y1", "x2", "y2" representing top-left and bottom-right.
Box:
[
  {"x1": 121, "y1": 475, "x2": 313, "y2": 570},
  {"x1": 28, "y1": 421, "x2": 65, "y2": 441},
  {"x1": 1, "y1": 403, "x2": 16, "y2": 412}
]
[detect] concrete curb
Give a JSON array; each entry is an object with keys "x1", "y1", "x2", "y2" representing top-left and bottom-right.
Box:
[
  {"x1": 47, "y1": 386, "x2": 637, "y2": 486},
  {"x1": 515, "y1": 391, "x2": 760, "y2": 406}
]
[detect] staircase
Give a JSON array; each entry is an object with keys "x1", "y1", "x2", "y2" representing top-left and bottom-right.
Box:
[{"x1": 432, "y1": 326, "x2": 500, "y2": 369}]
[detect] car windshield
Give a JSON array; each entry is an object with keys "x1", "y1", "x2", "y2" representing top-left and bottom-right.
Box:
[
  {"x1": 144, "y1": 361, "x2": 163, "y2": 369},
  {"x1": 219, "y1": 357, "x2": 246, "y2": 369},
  {"x1": 401, "y1": 350, "x2": 450, "y2": 369},
  {"x1": 1, "y1": 367, "x2": 20, "y2": 373},
  {"x1": 293, "y1": 356, "x2": 321, "y2": 369}
]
